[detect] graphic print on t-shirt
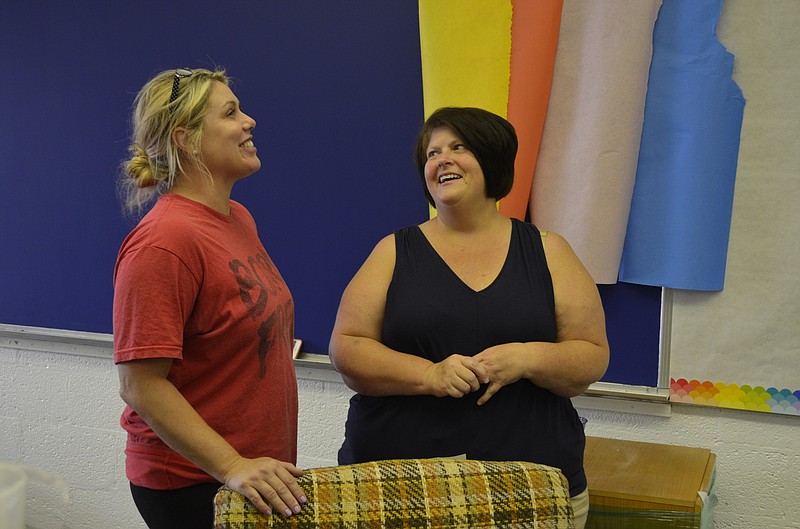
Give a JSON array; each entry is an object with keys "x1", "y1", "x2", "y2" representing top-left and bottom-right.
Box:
[{"x1": 229, "y1": 247, "x2": 293, "y2": 378}]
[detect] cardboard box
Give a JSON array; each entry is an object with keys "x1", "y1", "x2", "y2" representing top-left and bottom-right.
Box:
[{"x1": 584, "y1": 436, "x2": 716, "y2": 529}]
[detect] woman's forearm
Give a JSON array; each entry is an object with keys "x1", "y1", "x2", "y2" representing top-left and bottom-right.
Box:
[
  {"x1": 330, "y1": 334, "x2": 433, "y2": 396},
  {"x1": 120, "y1": 373, "x2": 241, "y2": 482},
  {"x1": 521, "y1": 340, "x2": 609, "y2": 397}
]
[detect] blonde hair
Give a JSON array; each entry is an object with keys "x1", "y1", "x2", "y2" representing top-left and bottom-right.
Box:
[{"x1": 118, "y1": 67, "x2": 229, "y2": 217}]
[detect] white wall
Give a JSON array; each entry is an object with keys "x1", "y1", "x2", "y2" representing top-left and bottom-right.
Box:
[{"x1": 1, "y1": 341, "x2": 798, "y2": 529}]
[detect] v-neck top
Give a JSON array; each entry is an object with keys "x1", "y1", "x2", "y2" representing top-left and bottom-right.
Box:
[
  {"x1": 338, "y1": 218, "x2": 587, "y2": 496},
  {"x1": 418, "y1": 221, "x2": 512, "y2": 293}
]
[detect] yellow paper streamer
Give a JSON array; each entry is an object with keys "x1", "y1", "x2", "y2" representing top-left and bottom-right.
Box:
[{"x1": 418, "y1": 0, "x2": 512, "y2": 119}]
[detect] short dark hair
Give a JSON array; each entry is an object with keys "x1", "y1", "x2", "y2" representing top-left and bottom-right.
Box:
[{"x1": 414, "y1": 107, "x2": 518, "y2": 208}]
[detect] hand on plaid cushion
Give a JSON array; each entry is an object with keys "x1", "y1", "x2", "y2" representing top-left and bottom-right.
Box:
[{"x1": 223, "y1": 456, "x2": 307, "y2": 518}]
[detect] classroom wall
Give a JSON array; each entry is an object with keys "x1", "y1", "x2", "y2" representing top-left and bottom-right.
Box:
[{"x1": 1, "y1": 342, "x2": 797, "y2": 529}]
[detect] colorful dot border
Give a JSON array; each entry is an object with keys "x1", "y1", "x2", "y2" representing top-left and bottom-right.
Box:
[{"x1": 670, "y1": 378, "x2": 800, "y2": 415}]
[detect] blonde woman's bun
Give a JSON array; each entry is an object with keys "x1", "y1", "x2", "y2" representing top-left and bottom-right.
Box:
[{"x1": 125, "y1": 145, "x2": 158, "y2": 188}]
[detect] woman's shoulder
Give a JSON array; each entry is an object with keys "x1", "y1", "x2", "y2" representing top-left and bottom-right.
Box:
[
  {"x1": 393, "y1": 222, "x2": 424, "y2": 237},
  {"x1": 144, "y1": 196, "x2": 205, "y2": 236},
  {"x1": 533, "y1": 229, "x2": 584, "y2": 277},
  {"x1": 511, "y1": 218, "x2": 544, "y2": 235},
  {"x1": 121, "y1": 196, "x2": 214, "y2": 257},
  {"x1": 369, "y1": 232, "x2": 397, "y2": 260},
  {"x1": 229, "y1": 199, "x2": 252, "y2": 218},
  {"x1": 361, "y1": 222, "x2": 428, "y2": 271},
  {"x1": 510, "y1": 220, "x2": 580, "y2": 268},
  {"x1": 510, "y1": 218, "x2": 548, "y2": 247}
]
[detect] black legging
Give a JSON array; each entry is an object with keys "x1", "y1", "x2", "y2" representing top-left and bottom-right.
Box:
[{"x1": 130, "y1": 482, "x2": 222, "y2": 529}]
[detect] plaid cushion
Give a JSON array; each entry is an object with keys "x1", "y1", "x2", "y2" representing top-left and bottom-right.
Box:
[{"x1": 214, "y1": 458, "x2": 574, "y2": 528}]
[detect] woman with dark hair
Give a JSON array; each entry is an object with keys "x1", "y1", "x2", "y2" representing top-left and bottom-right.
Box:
[{"x1": 330, "y1": 107, "x2": 609, "y2": 528}]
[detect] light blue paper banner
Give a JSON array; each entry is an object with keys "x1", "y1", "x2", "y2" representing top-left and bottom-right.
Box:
[{"x1": 618, "y1": 0, "x2": 745, "y2": 291}]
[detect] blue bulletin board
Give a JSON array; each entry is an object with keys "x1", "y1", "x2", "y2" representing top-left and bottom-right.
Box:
[{"x1": 0, "y1": 1, "x2": 660, "y2": 388}]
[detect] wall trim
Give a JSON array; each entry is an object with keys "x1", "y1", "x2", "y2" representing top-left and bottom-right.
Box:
[{"x1": 0, "y1": 323, "x2": 672, "y2": 416}]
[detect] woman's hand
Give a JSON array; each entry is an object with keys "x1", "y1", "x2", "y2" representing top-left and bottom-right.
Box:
[
  {"x1": 474, "y1": 343, "x2": 527, "y2": 405},
  {"x1": 423, "y1": 354, "x2": 489, "y2": 398},
  {"x1": 223, "y1": 456, "x2": 307, "y2": 517}
]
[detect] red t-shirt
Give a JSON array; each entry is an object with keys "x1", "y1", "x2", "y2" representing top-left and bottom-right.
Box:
[{"x1": 113, "y1": 194, "x2": 298, "y2": 489}]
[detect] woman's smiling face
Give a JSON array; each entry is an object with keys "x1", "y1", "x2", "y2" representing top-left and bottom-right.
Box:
[
  {"x1": 198, "y1": 81, "x2": 260, "y2": 183},
  {"x1": 424, "y1": 126, "x2": 487, "y2": 208}
]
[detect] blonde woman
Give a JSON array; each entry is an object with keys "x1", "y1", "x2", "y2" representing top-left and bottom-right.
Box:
[{"x1": 114, "y1": 68, "x2": 305, "y2": 528}]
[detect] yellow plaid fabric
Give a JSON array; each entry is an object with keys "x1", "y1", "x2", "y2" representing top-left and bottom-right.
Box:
[{"x1": 214, "y1": 458, "x2": 574, "y2": 528}]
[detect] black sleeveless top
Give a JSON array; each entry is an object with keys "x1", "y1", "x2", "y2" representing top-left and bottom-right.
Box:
[{"x1": 338, "y1": 218, "x2": 587, "y2": 496}]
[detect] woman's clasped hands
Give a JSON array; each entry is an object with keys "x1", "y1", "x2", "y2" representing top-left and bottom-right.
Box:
[
  {"x1": 423, "y1": 354, "x2": 488, "y2": 398},
  {"x1": 424, "y1": 344, "x2": 528, "y2": 405}
]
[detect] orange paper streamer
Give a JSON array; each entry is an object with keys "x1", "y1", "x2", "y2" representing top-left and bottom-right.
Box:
[{"x1": 500, "y1": 1, "x2": 563, "y2": 220}]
